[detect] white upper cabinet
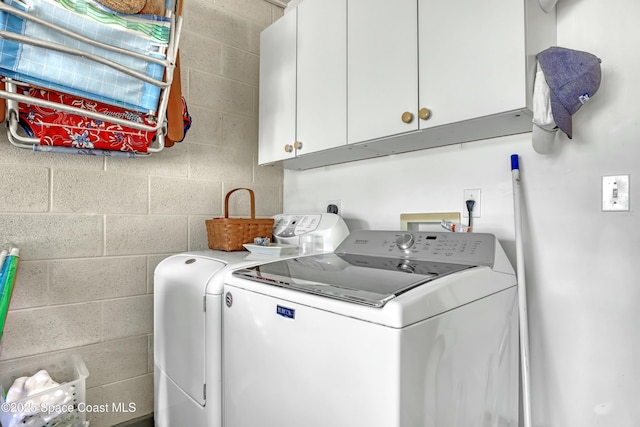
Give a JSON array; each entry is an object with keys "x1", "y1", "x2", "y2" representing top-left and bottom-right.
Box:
[
  {"x1": 297, "y1": 0, "x2": 347, "y2": 156},
  {"x1": 418, "y1": 0, "x2": 525, "y2": 129},
  {"x1": 348, "y1": 0, "x2": 531, "y2": 144},
  {"x1": 259, "y1": 0, "x2": 556, "y2": 169},
  {"x1": 258, "y1": 0, "x2": 347, "y2": 165},
  {"x1": 347, "y1": 0, "x2": 419, "y2": 144},
  {"x1": 258, "y1": 10, "x2": 296, "y2": 165}
]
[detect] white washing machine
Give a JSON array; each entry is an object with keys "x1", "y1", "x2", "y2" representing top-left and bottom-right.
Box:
[
  {"x1": 153, "y1": 213, "x2": 348, "y2": 427},
  {"x1": 223, "y1": 230, "x2": 520, "y2": 427}
]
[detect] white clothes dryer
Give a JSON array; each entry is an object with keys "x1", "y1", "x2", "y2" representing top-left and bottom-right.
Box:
[{"x1": 223, "y1": 230, "x2": 520, "y2": 427}]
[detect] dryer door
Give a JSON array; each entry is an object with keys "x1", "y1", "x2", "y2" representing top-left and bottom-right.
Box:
[{"x1": 154, "y1": 254, "x2": 225, "y2": 405}]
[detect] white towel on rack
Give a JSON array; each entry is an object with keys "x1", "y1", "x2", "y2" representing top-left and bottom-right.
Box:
[{"x1": 0, "y1": 0, "x2": 168, "y2": 113}]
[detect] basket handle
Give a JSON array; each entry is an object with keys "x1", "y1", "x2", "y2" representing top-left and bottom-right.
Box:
[{"x1": 224, "y1": 188, "x2": 256, "y2": 219}]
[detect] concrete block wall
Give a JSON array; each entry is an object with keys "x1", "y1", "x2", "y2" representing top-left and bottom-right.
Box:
[{"x1": 0, "y1": 0, "x2": 284, "y2": 425}]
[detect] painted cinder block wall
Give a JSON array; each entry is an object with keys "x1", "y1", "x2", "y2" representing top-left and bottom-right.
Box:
[{"x1": 0, "y1": 0, "x2": 284, "y2": 425}]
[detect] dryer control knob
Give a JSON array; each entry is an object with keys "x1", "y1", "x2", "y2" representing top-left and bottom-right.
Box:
[{"x1": 396, "y1": 233, "x2": 415, "y2": 250}]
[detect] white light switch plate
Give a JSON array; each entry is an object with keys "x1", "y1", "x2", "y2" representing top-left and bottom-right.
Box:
[{"x1": 602, "y1": 175, "x2": 629, "y2": 211}]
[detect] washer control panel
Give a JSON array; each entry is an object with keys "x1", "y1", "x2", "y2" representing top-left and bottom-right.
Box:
[{"x1": 337, "y1": 230, "x2": 496, "y2": 267}]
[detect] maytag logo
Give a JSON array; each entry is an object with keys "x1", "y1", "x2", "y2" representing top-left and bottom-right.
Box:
[{"x1": 276, "y1": 305, "x2": 295, "y2": 319}]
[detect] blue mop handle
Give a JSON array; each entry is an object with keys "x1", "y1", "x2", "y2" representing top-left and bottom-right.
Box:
[{"x1": 511, "y1": 153, "x2": 531, "y2": 427}]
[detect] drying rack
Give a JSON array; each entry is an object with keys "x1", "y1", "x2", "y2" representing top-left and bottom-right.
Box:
[{"x1": 0, "y1": 0, "x2": 183, "y2": 157}]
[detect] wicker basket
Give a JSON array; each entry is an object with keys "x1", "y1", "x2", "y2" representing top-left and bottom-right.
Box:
[{"x1": 206, "y1": 188, "x2": 274, "y2": 251}]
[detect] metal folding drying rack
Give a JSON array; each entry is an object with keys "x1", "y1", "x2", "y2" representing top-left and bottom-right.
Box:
[{"x1": 0, "y1": 1, "x2": 183, "y2": 157}]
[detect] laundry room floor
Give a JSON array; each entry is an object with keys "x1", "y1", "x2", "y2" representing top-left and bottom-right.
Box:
[{"x1": 113, "y1": 415, "x2": 153, "y2": 427}]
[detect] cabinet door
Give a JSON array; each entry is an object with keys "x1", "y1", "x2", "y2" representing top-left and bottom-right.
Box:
[
  {"x1": 348, "y1": 0, "x2": 418, "y2": 144},
  {"x1": 258, "y1": 10, "x2": 297, "y2": 165},
  {"x1": 418, "y1": 0, "x2": 525, "y2": 129},
  {"x1": 296, "y1": 0, "x2": 347, "y2": 156}
]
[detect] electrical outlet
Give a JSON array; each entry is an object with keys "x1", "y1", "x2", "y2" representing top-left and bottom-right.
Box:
[
  {"x1": 327, "y1": 199, "x2": 343, "y2": 215},
  {"x1": 602, "y1": 175, "x2": 629, "y2": 211},
  {"x1": 463, "y1": 189, "x2": 481, "y2": 218}
]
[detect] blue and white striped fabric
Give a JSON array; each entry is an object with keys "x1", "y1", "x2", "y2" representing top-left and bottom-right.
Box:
[
  {"x1": 0, "y1": 0, "x2": 167, "y2": 113},
  {"x1": 59, "y1": 0, "x2": 171, "y2": 43}
]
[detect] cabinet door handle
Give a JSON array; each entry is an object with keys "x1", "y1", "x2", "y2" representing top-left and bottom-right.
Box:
[
  {"x1": 284, "y1": 144, "x2": 293, "y2": 153},
  {"x1": 419, "y1": 107, "x2": 431, "y2": 120},
  {"x1": 294, "y1": 141, "x2": 303, "y2": 150},
  {"x1": 401, "y1": 112, "x2": 414, "y2": 124}
]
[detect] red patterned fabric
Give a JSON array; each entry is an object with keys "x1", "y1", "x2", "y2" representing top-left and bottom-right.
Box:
[{"x1": 17, "y1": 85, "x2": 157, "y2": 153}]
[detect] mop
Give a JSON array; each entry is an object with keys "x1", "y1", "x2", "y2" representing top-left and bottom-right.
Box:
[{"x1": 511, "y1": 154, "x2": 532, "y2": 427}]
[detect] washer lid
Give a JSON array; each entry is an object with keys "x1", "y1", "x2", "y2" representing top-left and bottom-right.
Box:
[{"x1": 232, "y1": 253, "x2": 474, "y2": 307}]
